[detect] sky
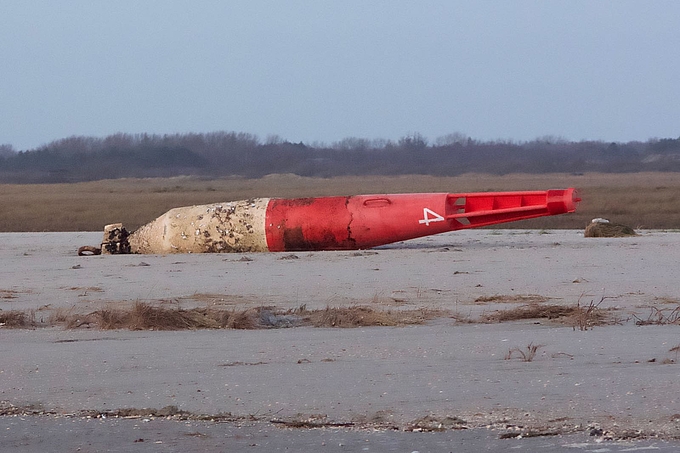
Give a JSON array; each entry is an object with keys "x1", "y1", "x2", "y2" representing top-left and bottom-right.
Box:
[{"x1": 1, "y1": 1, "x2": 679, "y2": 151}]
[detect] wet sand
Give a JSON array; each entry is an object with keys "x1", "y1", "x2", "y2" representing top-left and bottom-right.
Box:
[{"x1": 1, "y1": 230, "x2": 680, "y2": 451}]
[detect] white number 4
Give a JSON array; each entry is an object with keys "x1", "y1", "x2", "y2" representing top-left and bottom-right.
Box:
[{"x1": 418, "y1": 208, "x2": 445, "y2": 226}]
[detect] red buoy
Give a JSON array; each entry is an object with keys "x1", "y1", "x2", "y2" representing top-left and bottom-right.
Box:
[{"x1": 86, "y1": 188, "x2": 580, "y2": 255}]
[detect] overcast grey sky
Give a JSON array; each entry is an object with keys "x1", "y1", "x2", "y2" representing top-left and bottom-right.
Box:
[{"x1": 1, "y1": 1, "x2": 679, "y2": 150}]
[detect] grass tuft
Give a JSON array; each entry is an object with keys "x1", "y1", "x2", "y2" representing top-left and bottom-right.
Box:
[
  {"x1": 481, "y1": 299, "x2": 613, "y2": 329},
  {"x1": 584, "y1": 222, "x2": 636, "y2": 237},
  {"x1": 0, "y1": 310, "x2": 35, "y2": 328},
  {"x1": 505, "y1": 342, "x2": 544, "y2": 362}
]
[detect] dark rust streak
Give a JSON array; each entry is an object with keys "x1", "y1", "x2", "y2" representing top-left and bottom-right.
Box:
[
  {"x1": 282, "y1": 226, "x2": 314, "y2": 251},
  {"x1": 276, "y1": 197, "x2": 316, "y2": 207},
  {"x1": 345, "y1": 196, "x2": 356, "y2": 247}
]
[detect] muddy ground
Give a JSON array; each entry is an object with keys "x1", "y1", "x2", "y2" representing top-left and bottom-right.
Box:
[{"x1": 1, "y1": 230, "x2": 680, "y2": 451}]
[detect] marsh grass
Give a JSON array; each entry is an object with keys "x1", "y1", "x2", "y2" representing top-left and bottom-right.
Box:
[{"x1": 2, "y1": 172, "x2": 680, "y2": 232}]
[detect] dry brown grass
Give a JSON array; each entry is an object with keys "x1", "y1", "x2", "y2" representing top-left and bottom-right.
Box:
[
  {"x1": 0, "y1": 303, "x2": 449, "y2": 331},
  {"x1": 481, "y1": 301, "x2": 613, "y2": 329},
  {"x1": 301, "y1": 306, "x2": 444, "y2": 327},
  {"x1": 96, "y1": 304, "x2": 444, "y2": 330},
  {"x1": 1, "y1": 300, "x2": 622, "y2": 331},
  {"x1": 571, "y1": 298, "x2": 610, "y2": 331},
  {"x1": 93, "y1": 303, "x2": 263, "y2": 330},
  {"x1": 2, "y1": 172, "x2": 680, "y2": 231},
  {"x1": 0, "y1": 309, "x2": 35, "y2": 328},
  {"x1": 633, "y1": 305, "x2": 680, "y2": 325},
  {"x1": 474, "y1": 294, "x2": 548, "y2": 304},
  {"x1": 505, "y1": 342, "x2": 544, "y2": 362},
  {"x1": 482, "y1": 304, "x2": 574, "y2": 323},
  {"x1": 48, "y1": 306, "x2": 79, "y2": 328}
]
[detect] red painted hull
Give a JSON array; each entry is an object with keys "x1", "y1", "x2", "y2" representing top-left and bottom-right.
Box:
[{"x1": 264, "y1": 189, "x2": 580, "y2": 251}]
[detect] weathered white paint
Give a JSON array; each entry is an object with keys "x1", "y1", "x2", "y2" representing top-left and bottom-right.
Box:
[{"x1": 124, "y1": 198, "x2": 271, "y2": 254}]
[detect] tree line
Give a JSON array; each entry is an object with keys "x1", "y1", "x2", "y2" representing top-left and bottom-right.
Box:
[{"x1": 1, "y1": 132, "x2": 679, "y2": 183}]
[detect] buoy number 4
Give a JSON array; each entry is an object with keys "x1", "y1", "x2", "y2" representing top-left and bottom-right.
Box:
[{"x1": 418, "y1": 208, "x2": 445, "y2": 226}]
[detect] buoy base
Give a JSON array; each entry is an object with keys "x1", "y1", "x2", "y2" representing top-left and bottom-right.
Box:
[{"x1": 101, "y1": 223, "x2": 132, "y2": 254}]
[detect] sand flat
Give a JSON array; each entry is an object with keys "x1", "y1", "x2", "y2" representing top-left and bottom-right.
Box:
[{"x1": 1, "y1": 230, "x2": 680, "y2": 446}]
